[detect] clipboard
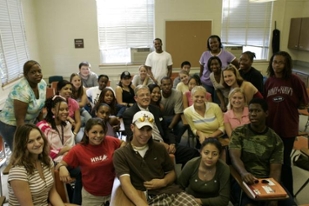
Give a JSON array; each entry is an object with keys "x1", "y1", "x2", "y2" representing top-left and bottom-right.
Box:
[{"x1": 243, "y1": 178, "x2": 287, "y2": 199}]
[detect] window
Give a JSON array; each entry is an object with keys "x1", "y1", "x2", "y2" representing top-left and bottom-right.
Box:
[
  {"x1": 96, "y1": 0, "x2": 154, "y2": 64},
  {"x1": 0, "y1": 0, "x2": 29, "y2": 86},
  {"x1": 221, "y1": 0, "x2": 273, "y2": 60}
]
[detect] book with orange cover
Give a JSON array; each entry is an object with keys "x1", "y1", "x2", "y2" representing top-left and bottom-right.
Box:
[{"x1": 242, "y1": 178, "x2": 287, "y2": 199}]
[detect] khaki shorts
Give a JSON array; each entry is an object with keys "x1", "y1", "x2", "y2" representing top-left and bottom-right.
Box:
[{"x1": 81, "y1": 187, "x2": 110, "y2": 206}]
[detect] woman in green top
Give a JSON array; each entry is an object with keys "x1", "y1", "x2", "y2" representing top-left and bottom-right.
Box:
[{"x1": 178, "y1": 138, "x2": 230, "y2": 206}]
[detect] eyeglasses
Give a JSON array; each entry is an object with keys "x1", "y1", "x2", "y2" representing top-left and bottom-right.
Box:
[{"x1": 272, "y1": 61, "x2": 285, "y2": 65}]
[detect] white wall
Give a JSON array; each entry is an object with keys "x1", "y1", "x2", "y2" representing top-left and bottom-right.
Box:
[{"x1": 34, "y1": 0, "x2": 100, "y2": 77}]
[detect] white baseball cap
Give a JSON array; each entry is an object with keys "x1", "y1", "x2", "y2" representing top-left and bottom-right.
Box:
[{"x1": 132, "y1": 111, "x2": 154, "y2": 129}]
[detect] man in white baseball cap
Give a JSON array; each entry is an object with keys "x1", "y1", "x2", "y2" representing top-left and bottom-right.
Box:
[{"x1": 113, "y1": 110, "x2": 198, "y2": 205}]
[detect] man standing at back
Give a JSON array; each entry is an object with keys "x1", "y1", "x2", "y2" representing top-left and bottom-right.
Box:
[
  {"x1": 145, "y1": 38, "x2": 173, "y2": 85},
  {"x1": 114, "y1": 111, "x2": 199, "y2": 206}
]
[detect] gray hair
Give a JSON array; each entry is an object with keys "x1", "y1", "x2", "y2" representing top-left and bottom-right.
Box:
[{"x1": 134, "y1": 85, "x2": 149, "y2": 96}]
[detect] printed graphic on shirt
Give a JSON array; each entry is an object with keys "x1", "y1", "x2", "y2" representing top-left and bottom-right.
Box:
[
  {"x1": 266, "y1": 86, "x2": 293, "y2": 97},
  {"x1": 90, "y1": 154, "x2": 108, "y2": 163}
]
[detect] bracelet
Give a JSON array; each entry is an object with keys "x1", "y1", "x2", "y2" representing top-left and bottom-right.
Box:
[
  {"x1": 73, "y1": 131, "x2": 77, "y2": 136},
  {"x1": 58, "y1": 164, "x2": 66, "y2": 171}
]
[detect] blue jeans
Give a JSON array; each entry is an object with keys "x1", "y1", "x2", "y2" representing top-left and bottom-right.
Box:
[
  {"x1": 67, "y1": 166, "x2": 82, "y2": 205},
  {"x1": 0, "y1": 121, "x2": 16, "y2": 150},
  {"x1": 80, "y1": 108, "x2": 92, "y2": 126}
]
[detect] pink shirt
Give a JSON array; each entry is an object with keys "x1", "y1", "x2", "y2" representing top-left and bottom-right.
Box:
[
  {"x1": 224, "y1": 107, "x2": 250, "y2": 129},
  {"x1": 67, "y1": 97, "x2": 79, "y2": 119}
]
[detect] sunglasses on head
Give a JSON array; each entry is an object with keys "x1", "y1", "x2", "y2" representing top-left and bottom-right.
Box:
[{"x1": 136, "y1": 115, "x2": 154, "y2": 123}]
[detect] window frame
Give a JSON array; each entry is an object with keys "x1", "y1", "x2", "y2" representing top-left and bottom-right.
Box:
[
  {"x1": 0, "y1": 0, "x2": 29, "y2": 87},
  {"x1": 221, "y1": 0, "x2": 273, "y2": 60},
  {"x1": 96, "y1": 0, "x2": 154, "y2": 64}
]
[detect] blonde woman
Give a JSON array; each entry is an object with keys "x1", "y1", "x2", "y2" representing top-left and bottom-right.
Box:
[
  {"x1": 224, "y1": 88, "x2": 250, "y2": 138},
  {"x1": 222, "y1": 64, "x2": 263, "y2": 105},
  {"x1": 184, "y1": 86, "x2": 224, "y2": 145},
  {"x1": 132, "y1": 65, "x2": 154, "y2": 86}
]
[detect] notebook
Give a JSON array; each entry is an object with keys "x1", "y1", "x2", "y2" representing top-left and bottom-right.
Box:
[{"x1": 242, "y1": 178, "x2": 287, "y2": 199}]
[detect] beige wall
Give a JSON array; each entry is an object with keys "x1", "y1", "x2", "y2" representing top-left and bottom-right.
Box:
[
  {"x1": 18, "y1": 0, "x2": 309, "y2": 76},
  {"x1": 1, "y1": 0, "x2": 309, "y2": 108}
]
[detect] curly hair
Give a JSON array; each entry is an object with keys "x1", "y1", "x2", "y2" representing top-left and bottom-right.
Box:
[
  {"x1": 8, "y1": 124, "x2": 51, "y2": 175},
  {"x1": 44, "y1": 96, "x2": 68, "y2": 133}
]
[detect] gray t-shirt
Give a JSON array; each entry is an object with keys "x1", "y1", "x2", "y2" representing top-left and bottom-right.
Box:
[
  {"x1": 79, "y1": 71, "x2": 98, "y2": 88},
  {"x1": 160, "y1": 89, "x2": 183, "y2": 116}
]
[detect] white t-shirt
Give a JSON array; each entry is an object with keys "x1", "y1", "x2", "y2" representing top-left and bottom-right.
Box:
[
  {"x1": 86, "y1": 86, "x2": 115, "y2": 104},
  {"x1": 145, "y1": 51, "x2": 173, "y2": 83}
]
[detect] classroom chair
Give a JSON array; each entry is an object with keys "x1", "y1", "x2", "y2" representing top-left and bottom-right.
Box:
[{"x1": 48, "y1": 76, "x2": 63, "y2": 84}]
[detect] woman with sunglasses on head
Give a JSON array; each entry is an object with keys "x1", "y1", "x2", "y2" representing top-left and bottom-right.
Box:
[
  {"x1": 37, "y1": 96, "x2": 82, "y2": 204},
  {"x1": 0, "y1": 60, "x2": 47, "y2": 150}
]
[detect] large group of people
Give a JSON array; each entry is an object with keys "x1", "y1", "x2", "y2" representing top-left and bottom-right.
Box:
[{"x1": 0, "y1": 35, "x2": 307, "y2": 206}]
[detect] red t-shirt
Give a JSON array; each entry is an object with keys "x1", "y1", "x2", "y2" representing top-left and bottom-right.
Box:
[
  {"x1": 63, "y1": 136, "x2": 121, "y2": 196},
  {"x1": 264, "y1": 74, "x2": 309, "y2": 137}
]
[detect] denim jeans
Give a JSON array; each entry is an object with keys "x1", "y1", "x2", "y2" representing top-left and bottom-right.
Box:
[
  {"x1": 67, "y1": 166, "x2": 82, "y2": 205},
  {"x1": 0, "y1": 121, "x2": 16, "y2": 150}
]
